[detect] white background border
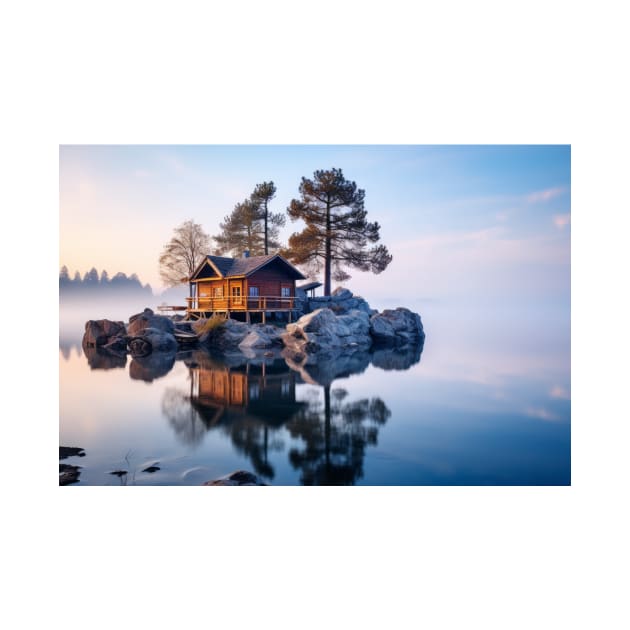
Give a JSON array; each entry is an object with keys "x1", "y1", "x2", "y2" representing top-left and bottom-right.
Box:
[{"x1": 2, "y1": 1, "x2": 629, "y2": 629}]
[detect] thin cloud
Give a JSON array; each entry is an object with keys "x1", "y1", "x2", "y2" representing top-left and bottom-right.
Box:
[
  {"x1": 525, "y1": 407, "x2": 561, "y2": 422},
  {"x1": 134, "y1": 168, "x2": 153, "y2": 179},
  {"x1": 527, "y1": 187, "x2": 566, "y2": 203},
  {"x1": 553, "y1": 214, "x2": 571, "y2": 229},
  {"x1": 549, "y1": 385, "x2": 570, "y2": 399}
]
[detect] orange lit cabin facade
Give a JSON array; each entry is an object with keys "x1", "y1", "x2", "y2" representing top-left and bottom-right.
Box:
[{"x1": 187, "y1": 253, "x2": 306, "y2": 321}]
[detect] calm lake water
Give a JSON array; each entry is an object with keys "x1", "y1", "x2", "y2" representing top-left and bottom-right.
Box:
[{"x1": 59, "y1": 297, "x2": 570, "y2": 485}]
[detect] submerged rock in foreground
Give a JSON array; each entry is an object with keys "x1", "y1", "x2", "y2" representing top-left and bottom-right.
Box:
[{"x1": 203, "y1": 470, "x2": 267, "y2": 486}]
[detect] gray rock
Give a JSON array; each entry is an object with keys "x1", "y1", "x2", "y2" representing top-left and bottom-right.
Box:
[
  {"x1": 127, "y1": 308, "x2": 175, "y2": 336},
  {"x1": 238, "y1": 325, "x2": 282, "y2": 350},
  {"x1": 201, "y1": 318, "x2": 251, "y2": 350},
  {"x1": 83, "y1": 319, "x2": 126, "y2": 347},
  {"x1": 102, "y1": 337, "x2": 128, "y2": 353},
  {"x1": 282, "y1": 308, "x2": 372, "y2": 354},
  {"x1": 303, "y1": 288, "x2": 374, "y2": 316},
  {"x1": 203, "y1": 470, "x2": 267, "y2": 486},
  {"x1": 297, "y1": 307, "x2": 338, "y2": 334},
  {"x1": 369, "y1": 308, "x2": 425, "y2": 344},
  {"x1": 369, "y1": 314, "x2": 397, "y2": 343},
  {"x1": 337, "y1": 309, "x2": 371, "y2": 337},
  {"x1": 141, "y1": 327, "x2": 178, "y2": 352},
  {"x1": 331, "y1": 287, "x2": 353, "y2": 300}
]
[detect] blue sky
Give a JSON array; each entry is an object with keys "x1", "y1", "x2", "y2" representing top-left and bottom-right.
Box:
[{"x1": 59, "y1": 145, "x2": 570, "y2": 305}]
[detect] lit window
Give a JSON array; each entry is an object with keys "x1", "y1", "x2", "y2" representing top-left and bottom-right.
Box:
[
  {"x1": 249, "y1": 286, "x2": 259, "y2": 297},
  {"x1": 213, "y1": 286, "x2": 223, "y2": 297}
]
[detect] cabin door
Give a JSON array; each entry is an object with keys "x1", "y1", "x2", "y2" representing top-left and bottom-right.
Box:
[
  {"x1": 198, "y1": 282, "x2": 212, "y2": 310},
  {"x1": 231, "y1": 282, "x2": 243, "y2": 308}
]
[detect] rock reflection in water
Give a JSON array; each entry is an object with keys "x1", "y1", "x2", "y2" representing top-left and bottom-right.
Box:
[
  {"x1": 129, "y1": 351, "x2": 176, "y2": 382},
  {"x1": 82, "y1": 344, "x2": 127, "y2": 370},
  {"x1": 283, "y1": 340, "x2": 423, "y2": 386}
]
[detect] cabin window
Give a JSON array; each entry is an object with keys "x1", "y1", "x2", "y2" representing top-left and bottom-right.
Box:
[
  {"x1": 249, "y1": 286, "x2": 259, "y2": 297},
  {"x1": 213, "y1": 286, "x2": 223, "y2": 297},
  {"x1": 281, "y1": 286, "x2": 291, "y2": 297}
]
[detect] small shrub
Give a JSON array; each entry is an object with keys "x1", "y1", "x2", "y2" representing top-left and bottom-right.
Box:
[{"x1": 193, "y1": 315, "x2": 226, "y2": 335}]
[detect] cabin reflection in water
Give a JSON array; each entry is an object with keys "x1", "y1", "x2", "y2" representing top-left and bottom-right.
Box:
[
  {"x1": 169, "y1": 352, "x2": 306, "y2": 480},
  {"x1": 188, "y1": 354, "x2": 305, "y2": 428}
]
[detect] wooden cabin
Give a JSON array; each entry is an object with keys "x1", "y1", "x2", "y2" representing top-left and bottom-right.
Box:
[{"x1": 186, "y1": 252, "x2": 306, "y2": 321}]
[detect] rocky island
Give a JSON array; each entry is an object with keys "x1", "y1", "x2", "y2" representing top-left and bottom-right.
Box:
[{"x1": 81, "y1": 287, "x2": 425, "y2": 363}]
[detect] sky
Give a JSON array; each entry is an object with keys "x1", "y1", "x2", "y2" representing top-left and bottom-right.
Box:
[{"x1": 59, "y1": 145, "x2": 570, "y2": 306}]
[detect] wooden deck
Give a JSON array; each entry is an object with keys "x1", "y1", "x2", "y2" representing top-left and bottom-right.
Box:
[{"x1": 184, "y1": 295, "x2": 301, "y2": 322}]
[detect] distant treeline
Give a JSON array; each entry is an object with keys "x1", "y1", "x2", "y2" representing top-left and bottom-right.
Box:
[{"x1": 59, "y1": 266, "x2": 153, "y2": 296}]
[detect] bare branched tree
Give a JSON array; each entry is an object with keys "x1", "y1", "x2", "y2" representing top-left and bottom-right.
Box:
[{"x1": 159, "y1": 219, "x2": 211, "y2": 296}]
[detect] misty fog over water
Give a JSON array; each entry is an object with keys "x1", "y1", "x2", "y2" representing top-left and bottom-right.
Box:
[{"x1": 59, "y1": 294, "x2": 570, "y2": 485}]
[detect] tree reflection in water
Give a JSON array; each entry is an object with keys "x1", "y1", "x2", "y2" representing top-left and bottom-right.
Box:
[
  {"x1": 162, "y1": 351, "x2": 305, "y2": 481},
  {"x1": 160, "y1": 342, "x2": 420, "y2": 485},
  {"x1": 286, "y1": 385, "x2": 391, "y2": 485}
]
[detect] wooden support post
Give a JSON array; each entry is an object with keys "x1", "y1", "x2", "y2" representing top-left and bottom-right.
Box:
[
  {"x1": 262, "y1": 311, "x2": 266, "y2": 324},
  {"x1": 246, "y1": 311, "x2": 250, "y2": 324},
  {"x1": 289, "y1": 310, "x2": 292, "y2": 323}
]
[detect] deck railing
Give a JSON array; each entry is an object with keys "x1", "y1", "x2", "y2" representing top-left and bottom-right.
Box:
[{"x1": 186, "y1": 295, "x2": 299, "y2": 312}]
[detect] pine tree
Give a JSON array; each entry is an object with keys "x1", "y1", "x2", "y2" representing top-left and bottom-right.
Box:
[
  {"x1": 83, "y1": 267, "x2": 99, "y2": 287},
  {"x1": 285, "y1": 168, "x2": 392, "y2": 295},
  {"x1": 59, "y1": 265, "x2": 70, "y2": 288},
  {"x1": 214, "y1": 183, "x2": 285, "y2": 257},
  {"x1": 214, "y1": 199, "x2": 265, "y2": 256},
  {"x1": 251, "y1": 181, "x2": 285, "y2": 255}
]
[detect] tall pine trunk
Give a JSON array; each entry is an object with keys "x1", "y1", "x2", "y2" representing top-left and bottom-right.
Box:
[
  {"x1": 264, "y1": 201, "x2": 268, "y2": 255},
  {"x1": 324, "y1": 199, "x2": 332, "y2": 295}
]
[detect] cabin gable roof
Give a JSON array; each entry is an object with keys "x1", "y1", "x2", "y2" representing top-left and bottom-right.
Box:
[
  {"x1": 190, "y1": 254, "x2": 306, "y2": 281},
  {"x1": 190, "y1": 257, "x2": 224, "y2": 280}
]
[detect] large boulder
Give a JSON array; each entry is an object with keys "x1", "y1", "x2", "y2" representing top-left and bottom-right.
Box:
[
  {"x1": 199, "y1": 318, "x2": 251, "y2": 351},
  {"x1": 369, "y1": 315, "x2": 397, "y2": 343},
  {"x1": 369, "y1": 308, "x2": 425, "y2": 345},
  {"x1": 141, "y1": 327, "x2": 178, "y2": 353},
  {"x1": 337, "y1": 309, "x2": 371, "y2": 338},
  {"x1": 238, "y1": 325, "x2": 283, "y2": 350},
  {"x1": 331, "y1": 286, "x2": 353, "y2": 301},
  {"x1": 83, "y1": 319, "x2": 127, "y2": 347},
  {"x1": 127, "y1": 308, "x2": 175, "y2": 336},
  {"x1": 282, "y1": 308, "x2": 372, "y2": 354},
  {"x1": 305, "y1": 287, "x2": 376, "y2": 316}
]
